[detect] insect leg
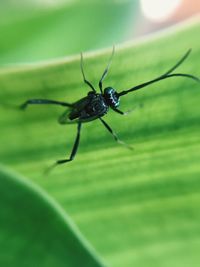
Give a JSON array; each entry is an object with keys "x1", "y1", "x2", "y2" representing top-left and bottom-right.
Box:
[
  {"x1": 20, "y1": 99, "x2": 73, "y2": 109},
  {"x1": 112, "y1": 108, "x2": 132, "y2": 115},
  {"x1": 99, "y1": 117, "x2": 133, "y2": 150},
  {"x1": 112, "y1": 103, "x2": 143, "y2": 115},
  {"x1": 56, "y1": 121, "x2": 82, "y2": 165},
  {"x1": 80, "y1": 53, "x2": 96, "y2": 92},
  {"x1": 99, "y1": 46, "x2": 115, "y2": 93}
]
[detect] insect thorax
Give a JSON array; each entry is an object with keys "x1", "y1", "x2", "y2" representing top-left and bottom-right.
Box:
[
  {"x1": 104, "y1": 87, "x2": 120, "y2": 108},
  {"x1": 85, "y1": 92, "x2": 109, "y2": 117}
]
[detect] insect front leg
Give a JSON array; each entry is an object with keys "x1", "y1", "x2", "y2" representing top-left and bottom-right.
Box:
[
  {"x1": 99, "y1": 46, "x2": 115, "y2": 93},
  {"x1": 80, "y1": 53, "x2": 96, "y2": 92},
  {"x1": 56, "y1": 121, "x2": 82, "y2": 165},
  {"x1": 20, "y1": 99, "x2": 72, "y2": 109},
  {"x1": 99, "y1": 117, "x2": 133, "y2": 150}
]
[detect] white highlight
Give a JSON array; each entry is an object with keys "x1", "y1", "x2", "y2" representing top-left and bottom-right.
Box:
[{"x1": 140, "y1": 0, "x2": 182, "y2": 22}]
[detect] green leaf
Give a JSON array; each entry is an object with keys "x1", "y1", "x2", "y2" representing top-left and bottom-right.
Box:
[
  {"x1": 0, "y1": 165, "x2": 106, "y2": 267},
  {"x1": 0, "y1": 19, "x2": 200, "y2": 267}
]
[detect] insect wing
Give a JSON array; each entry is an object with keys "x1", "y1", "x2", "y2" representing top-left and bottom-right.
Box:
[
  {"x1": 58, "y1": 97, "x2": 89, "y2": 124},
  {"x1": 58, "y1": 107, "x2": 72, "y2": 124}
]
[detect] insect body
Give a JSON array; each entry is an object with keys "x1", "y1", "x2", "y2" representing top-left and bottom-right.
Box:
[
  {"x1": 61, "y1": 92, "x2": 109, "y2": 123},
  {"x1": 20, "y1": 48, "x2": 199, "y2": 168}
]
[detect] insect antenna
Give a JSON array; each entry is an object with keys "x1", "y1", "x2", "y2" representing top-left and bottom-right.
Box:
[{"x1": 118, "y1": 49, "x2": 200, "y2": 97}]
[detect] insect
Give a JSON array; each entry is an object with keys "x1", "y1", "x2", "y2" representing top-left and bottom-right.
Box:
[{"x1": 20, "y1": 48, "x2": 199, "y2": 168}]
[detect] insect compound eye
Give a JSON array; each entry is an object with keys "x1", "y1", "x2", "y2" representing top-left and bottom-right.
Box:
[{"x1": 104, "y1": 87, "x2": 120, "y2": 108}]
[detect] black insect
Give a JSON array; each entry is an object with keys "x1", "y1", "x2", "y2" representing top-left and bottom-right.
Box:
[{"x1": 20, "y1": 48, "x2": 199, "y2": 168}]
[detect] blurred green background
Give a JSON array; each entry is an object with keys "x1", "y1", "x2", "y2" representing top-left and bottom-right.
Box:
[
  {"x1": 1, "y1": 0, "x2": 198, "y2": 65},
  {"x1": 0, "y1": 0, "x2": 138, "y2": 64}
]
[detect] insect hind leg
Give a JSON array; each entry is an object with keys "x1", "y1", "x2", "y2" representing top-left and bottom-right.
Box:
[{"x1": 20, "y1": 99, "x2": 72, "y2": 109}]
